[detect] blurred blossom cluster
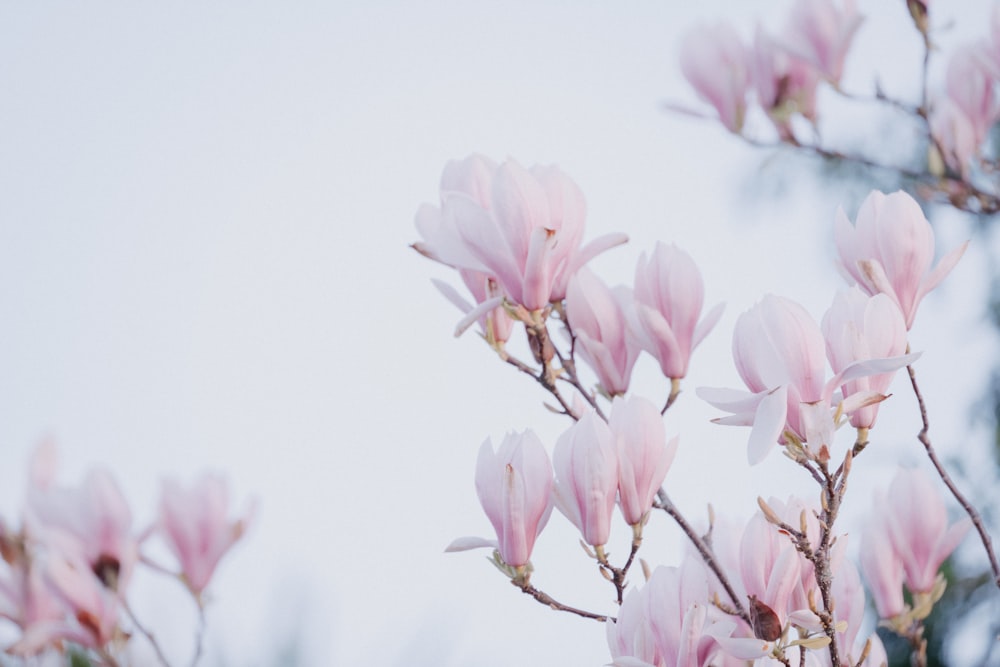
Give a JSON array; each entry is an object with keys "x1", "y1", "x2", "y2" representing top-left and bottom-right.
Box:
[
  {"x1": 0, "y1": 442, "x2": 251, "y2": 665},
  {"x1": 678, "y1": 0, "x2": 1000, "y2": 214}
]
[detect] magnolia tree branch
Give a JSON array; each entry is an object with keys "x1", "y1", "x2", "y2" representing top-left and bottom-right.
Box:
[
  {"x1": 654, "y1": 489, "x2": 750, "y2": 624},
  {"x1": 512, "y1": 578, "x2": 610, "y2": 623},
  {"x1": 596, "y1": 536, "x2": 642, "y2": 605},
  {"x1": 906, "y1": 363, "x2": 1000, "y2": 589}
]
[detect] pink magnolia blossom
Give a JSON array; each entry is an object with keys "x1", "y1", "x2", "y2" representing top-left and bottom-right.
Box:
[
  {"x1": 739, "y1": 509, "x2": 803, "y2": 630},
  {"x1": 566, "y1": 268, "x2": 640, "y2": 396},
  {"x1": 552, "y1": 412, "x2": 619, "y2": 548},
  {"x1": 859, "y1": 506, "x2": 906, "y2": 619},
  {"x1": 822, "y1": 289, "x2": 908, "y2": 429},
  {"x1": 631, "y1": 243, "x2": 723, "y2": 380},
  {"x1": 427, "y1": 157, "x2": 626, "y2": 311},
  {"x1": 945, "y1": 44, "x2": 998, "y2": 145},
  {"x1": 609, "y1": 397, "x2": 677, "y2": 527},
  {"x1": 699, "y1": 295, "x2": 914, "y2": 463},
  {"x1": 158, "y1": 474, "x2": 254, "y2": 596},
  {"x1": 607, "y1": 588, "x2": 663, "y2": 667},
  {"x1": 751, "y1": 25, "x2": 821, "y2": 138},
  {"x1": 930, "y1": 97, "x2": 980, "y2": 179},
  {"x1": 10, "y1": 555, "x2": 121, "y2": 656},
  {"x1": 780, "y1": 0, "x2": 863, "y2": 84},
  {"x1": 25, "y1": 459, "x2": 137, "y2": 594},
  {"x1": 679, "y1": 22, "x2": 750, "y2": 133},
  {"x1": 413, "y1": 154, "x2": 514, "y2": 341},
  {"x1": 835, "y1": 190, "x2": 968, "y2": 329},
  {"x1": 883, "y1": 467, "x2": 971, "y2": 593},
  {"x1": 473, "y1": 431, "x2": 553, "y2": 568}
]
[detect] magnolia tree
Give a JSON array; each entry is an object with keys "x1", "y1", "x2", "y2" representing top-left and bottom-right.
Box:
[
  {"x1": 412, "y1": 2, "x2": 1000, "y2": 666},
  {"x1": 0, "y1": 441, "x2": 252, "y2": 666}
]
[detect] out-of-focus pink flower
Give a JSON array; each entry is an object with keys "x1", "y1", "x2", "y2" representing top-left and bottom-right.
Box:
[
  {"x1": 780, "y1": 0, "x2": 863, "y2": 84},
  {"x1": 552, "y1": 412, "x2": 619, "y2": 548},
  {"x1": 859, "y1": 505, "x2": 906, "y2": 619},
  {"x1": 26, "y1": 461, "x2": 137, "y2": 594},
  {"x1": 883, "y1": 468, "x2": 971, "y2": 593},
  {"x1": 631, "y1": 243, "x2": 723, "y2": 381},
  {"x1": 158, "y1": 474, "x2": 253, "y2": 597},
  {"x1": 679, "y1": 22, "x2": 751, "y2": 133},
  {"x1": 566, "y1": 268, "x2": 640, "y2": 396},
  {"x1": 474, "y1": 431, "x2": 553, "y2": 568},
  {"x1": 751, "y1": 25, "x2": 821, "y2": 138},
  {"x1": 822, "y1": 289, "x2": 908, "y2": 429},
  {"x1": 945, "y1": 45, "x2": 998, "y2": 145},
  {"x1": 609, "y1": 397, "x2": 677, "y2": 527},
  {"x1": 930, "y1": 97, "x2": 980, "y2": 179},
  {"x1": 835, "y1": 190, "x2": 968, "y2": 329},
  {"x1": 10, "y1": 555, "x2": 121, "y2": 655},
  {"x1": 978, "y1": 4, "x2": 1000, "y2": 80}
]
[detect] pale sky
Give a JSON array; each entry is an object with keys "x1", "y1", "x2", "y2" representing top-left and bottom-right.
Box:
[{"x1": 0, "y1": 1, "x2": 995, "y2": 665}]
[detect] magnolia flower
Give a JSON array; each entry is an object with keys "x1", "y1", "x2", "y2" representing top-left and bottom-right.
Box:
[
  {"x1": 750, "y1": 25, "x2": 821, "y2": 138},
  {"x1": 158, "y1": 474, "x2": 254, "y2": 596},
  {"x1": 566, "y1": 268, "x2": 640, "y2": 396},
  {"x1": 607, "y1": 588, "x2": 663, "y2": 667},
  {"x1": 883, "y1": 468, "x2": 971, "y2": 593},
  {"x1": 945, "y1": 44, "x2": 998, "y2": 145},
  {"x1": 930, "y1": 97, "x2": 980, "y2": 179},
  {"x1": 414, "y1": 154, "x2": 514, "y2": 341},
  {"x1": 859, "y1": 508, "x2": 906, "y2": 619},
  {"x1": 10, "y1": 554, "x2": 121, "y2": 655},
  {"x1": 25, "y1": 458, "x2": 137, "y2": 594},
  {"x1": 699, "y1": 295, "x2": 916, "y2": 464},
  {"x1": 835, "y1": 190, "x2": 967, "y2": 329},
  {"x1": 679, "y1": 22, "x2": 750, "y2": 133},
  {"x1": 460, "y1": 431, "x2": 554, "y2": 569},
  {"x1": 552, "y1": 412, "x2": 619, "y2": 548},
  {"x1": 609, "y1": 397, "x2": 677, "y2": 527},
  {"x1": 780, "y1": 0, "x2": 863, "y2": 84},
  {"x1": 822, "y1": 289, "x2": 908, "y2": 430},
  {"x1": 631, "y1": 243, "x2": 723, "y2": 380},
  {"x1": 438, "y1": 158, "x2": 626, "y2": 311}
]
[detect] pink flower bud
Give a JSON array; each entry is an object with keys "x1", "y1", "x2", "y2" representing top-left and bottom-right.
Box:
[
  {"x1": 835, "y1": 190, "x2": 967, "y2": 329},
  {"x1": 158, "y1": 474, "x2": 254, "y2": 596},
  {"x1": 929, "y1": 97, "x2": 979, "y2": 179},
  {"x1": 751, "y1": 25, "x2": 821, "y2": 138},
  {"x1": 859, "y1": 503, "x2": 906, "y2": 619},
  {"x1": 945, "y1": 44, "x2": 998, "y2": 145},
  {"x1": 780, "y1": 0, "x2": 863, "y2": 84},
  {"x1": 883, "y1": 468, "x2": 971, "y2": 593},
  {"x1": 822, "y1": 289, "x2": 907, "y2": 429},
  {"x1": 475, "y1": 431, "x2": 554, "y2": 568},
  {"x1": 679, "y1": 22, "x2": 750, "y2": 133},
  {"x1": 552, "y1": 412, "x2": 619, "y2": 547},
  {"x1": 566, "y1": 268, "x2": 639, "y2": 396},
  {"x1": 631, "y1": 243, "x2": 723, "y2": 380},
  {"x1": 609, "y1": 397, "x2": 677, "y2": 526}
]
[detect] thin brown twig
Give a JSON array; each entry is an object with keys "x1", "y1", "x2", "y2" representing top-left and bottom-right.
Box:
[
  {"x1": 512, "y1": 579, "x2": 610, "y2": 622},
  {"x1": 121, "y1": 598, "x2": 173, "y2": 667},
  {"x1": 906, "y1": 362, "x2": 1000, "y2": 590},
  {"x1": 655, "y1": 489, "x2": 750, "y2": 624}
]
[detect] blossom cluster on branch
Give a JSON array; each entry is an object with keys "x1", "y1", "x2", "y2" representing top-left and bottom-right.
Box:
[
  {"x1": 412, "y1": 147, "x2": 996, "y2": 666},
  {"x1": 0, "y1": 442, "x2": 252, "y2": 666},
  {"x1": 677, "y1": 0, "x2": 1000, "y2": 214}
]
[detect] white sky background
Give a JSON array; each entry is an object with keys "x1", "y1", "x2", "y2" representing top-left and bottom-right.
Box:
[{"x1": 0, "y1": 1, "x2": 996, "y2": 666}]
